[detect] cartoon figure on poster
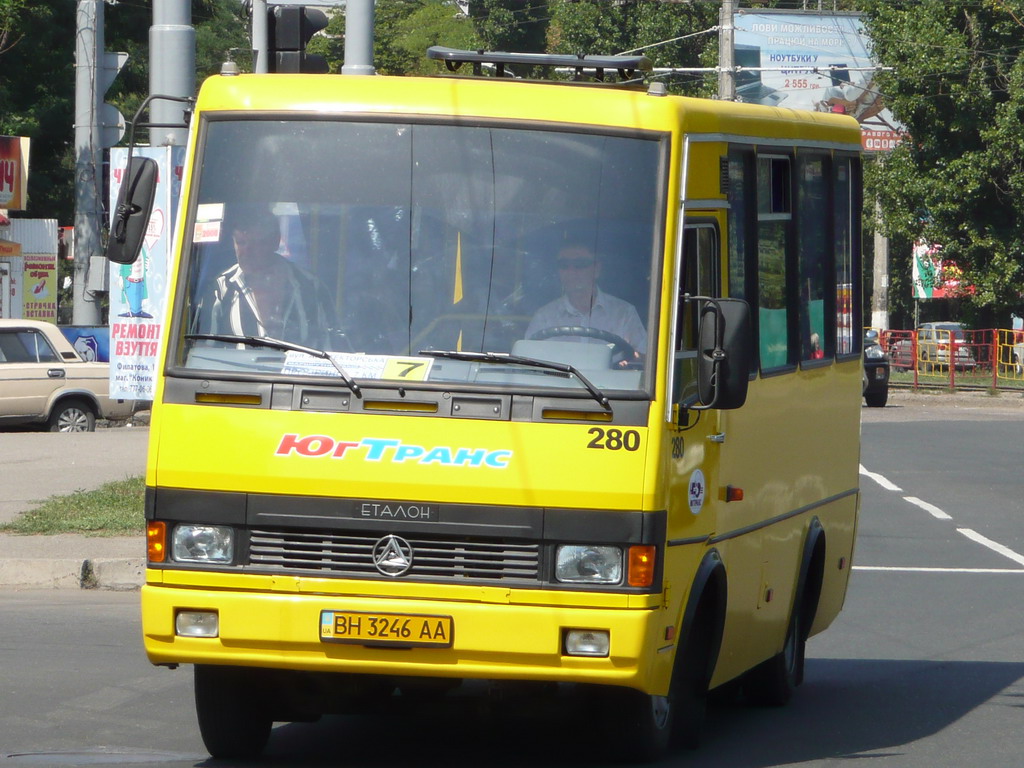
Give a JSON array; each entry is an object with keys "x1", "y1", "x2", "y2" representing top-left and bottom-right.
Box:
[{"x1": 116, "y1": 209, "x2": 163, "y2": 319}]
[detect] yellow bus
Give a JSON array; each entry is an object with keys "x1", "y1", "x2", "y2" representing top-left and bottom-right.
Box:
[{"x1": 111, "y1": 49, "x2": 863, "y2": 761}]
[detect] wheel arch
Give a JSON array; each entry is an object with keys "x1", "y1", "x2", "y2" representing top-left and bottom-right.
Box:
[
  {"x1": 46, "y1": 390, "x2": 101, "y2": 419},
  {"x1": 795, "y1": 517, "x2": 827, "y2": 643},
  {"x1": 674, "y1": 548, "x2": 728, "y2": 690}
]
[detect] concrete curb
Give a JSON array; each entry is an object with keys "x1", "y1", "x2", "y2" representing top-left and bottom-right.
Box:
[{"x1": 0, "y1": 557, "x2": 144, "y2": 591}]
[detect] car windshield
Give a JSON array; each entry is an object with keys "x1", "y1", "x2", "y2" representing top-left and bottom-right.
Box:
[
  {"x1": 934, "y1": 324, "x2": 965, "y2": 340},
  {"x1": 174, "y1": 118, "x2": 665, "y2": 396}
]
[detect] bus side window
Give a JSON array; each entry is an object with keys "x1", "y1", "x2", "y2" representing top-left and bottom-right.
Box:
[
  {"x1": 756, "y1": 155, "x2": 793, "y2": 370},
  {"x1": 796, "y1": 154, "x2": 829, "y2": 362},
  {"x1": 677, "y1": 224, "x2": 720, "y2": 351}
]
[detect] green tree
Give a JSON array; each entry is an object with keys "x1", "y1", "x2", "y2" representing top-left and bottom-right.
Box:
[
  {"x1": 861, "y1": 0, "x2": 1024, "y2": 322},
  {"x1": 318, "y1": 0, "x2": 477, "y2": 76},
  {"x1": 468, "y1": 0, "x2": 548, "y2": 52},
  {"x1": 0, "y1": 1, "x2": 248, "y2": 225},
  {"x1": 547, "y1": 0, "x2": 718, "y2": 95}
]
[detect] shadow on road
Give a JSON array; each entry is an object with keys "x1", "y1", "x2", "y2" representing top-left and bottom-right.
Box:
[{"x1": 192, "y1": 658, "x2": 1024, "y2": 768}]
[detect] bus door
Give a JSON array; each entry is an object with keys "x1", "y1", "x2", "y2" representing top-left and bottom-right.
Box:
[{"x1": 666, "y1": 219, "x2": 721, "y2": 547}]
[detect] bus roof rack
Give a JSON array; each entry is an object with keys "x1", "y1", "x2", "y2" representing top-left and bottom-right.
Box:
[{"x1": 426, "y1": 46, "x2": 652, "y2": 82}]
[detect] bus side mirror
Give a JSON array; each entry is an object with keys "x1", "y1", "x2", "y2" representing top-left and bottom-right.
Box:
[
  {"x1": 694, "y1": 297, "x2": 752, "y2": 410},
  {"x1": 106, "y1": 156, "x2": 158, "y2": 265}
]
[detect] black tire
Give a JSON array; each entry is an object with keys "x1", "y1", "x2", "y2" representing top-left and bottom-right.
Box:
[
  {"x1": 671, "y1": 614, "x2": 713, "y2": 751},
  {"x1": 194, "y1": 665, "x2": 273, "y2": 759},
  {"x1": 744, "y1": 607, "x2": 805, "y2": 707},
  {"x1": 603, "y1": 602, "x2": 716, "y2": 761},
  {"x1": 604, "y1": 687, "x2": 674, "y2": 763},
  {"x1": 48, "y1": 399, "x2": 96, "y2": 432},
  {"x1": 864, "y1": 388, "x2": 888, "y2": 408}
]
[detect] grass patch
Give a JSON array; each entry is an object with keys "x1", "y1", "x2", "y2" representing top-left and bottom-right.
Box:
[{"x1": 0, "y1": 476, "x2": 145, "y2": 536}]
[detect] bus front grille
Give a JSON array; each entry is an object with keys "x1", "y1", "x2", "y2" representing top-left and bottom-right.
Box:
[{"x1": 248, "y1": 528, "x2": 542, "y2": 583}]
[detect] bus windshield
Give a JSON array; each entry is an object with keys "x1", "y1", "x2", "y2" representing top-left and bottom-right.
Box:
[{"x1": 176, "y1": 118, "x2": 664, "y2": 395}]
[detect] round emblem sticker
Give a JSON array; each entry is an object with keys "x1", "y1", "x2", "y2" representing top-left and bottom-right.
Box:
[{"x1": 688, "y1": 469, "x2": 706, "y2": 515}]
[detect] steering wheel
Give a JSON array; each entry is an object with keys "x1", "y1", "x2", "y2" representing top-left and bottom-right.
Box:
[{"x1": 531, "y1": 325, "x2": 638, "y2": 364}]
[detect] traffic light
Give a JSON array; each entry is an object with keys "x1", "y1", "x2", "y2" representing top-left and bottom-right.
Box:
[{"x1": 268, "y1": 6, "x2": 329, "y2": 74}]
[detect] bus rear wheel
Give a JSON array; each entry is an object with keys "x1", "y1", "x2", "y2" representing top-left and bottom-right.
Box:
[
  {"x1": 744, "y1": 606, "x2": 805, "y2": 706},
  {"x1": 194, "y1": 665, "x2": 273, "y2": 759}
]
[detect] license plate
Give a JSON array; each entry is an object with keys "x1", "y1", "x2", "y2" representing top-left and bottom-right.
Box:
[{"x1": 320, "y1": 610, "x2": 454, "y2": 648}]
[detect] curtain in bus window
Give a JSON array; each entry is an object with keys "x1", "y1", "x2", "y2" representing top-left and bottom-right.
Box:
[{"x1": 797, "y1": 155, "x2": 827, "y2": 361}]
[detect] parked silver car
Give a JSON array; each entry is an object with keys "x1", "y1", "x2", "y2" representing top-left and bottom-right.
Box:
[
  {"x1": 0, "y1": 319, "x2": 135, "y2": 431},
  {"x1": 889, "y1": 322, "x2": 977, "y2": 372}
]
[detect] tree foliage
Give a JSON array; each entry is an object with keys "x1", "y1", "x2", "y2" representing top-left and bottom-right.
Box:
[
  {"x1": 317, "y1": 0, "x2": 477, "y2": 76},
  {"x1": 0, "y1": 1, "x2": 247, "y2": 224},
  {"x1": 547, "y1": 0, "x2": 718, "y2": 95},
  {"x1": 861, "y1": 0, "x2": 1024, "y2": 318}
]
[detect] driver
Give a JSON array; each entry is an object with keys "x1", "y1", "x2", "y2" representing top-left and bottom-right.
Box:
[{"x1": 525, "y1": 243, "x2": 647, "y2": 359}]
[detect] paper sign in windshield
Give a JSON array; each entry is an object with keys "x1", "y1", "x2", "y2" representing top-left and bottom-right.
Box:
[{"x1": 282, "y1": 352, "x2": 433, "y2": 381}]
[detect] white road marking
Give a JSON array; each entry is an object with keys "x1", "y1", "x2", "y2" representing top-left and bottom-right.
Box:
[
  {"x1": 956, "y1": 528, "x2": 1024, "y2": 567},
  {"x1": 903, "y1": 495, "x2": 952, "y2": 520},
  {"x1": 859, "y1": 464, "x2": 902, "y2": 492},
  {"x1": 854, "y1": 565, "x2": 1024, "y2": 574},
  {"x1": 862, "y1": 464, "x2": 1024, "y2": 573}
]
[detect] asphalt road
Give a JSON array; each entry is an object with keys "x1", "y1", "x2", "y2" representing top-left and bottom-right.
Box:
[{"x1": 2, "y1": 396, "x2": 1023, "y2": 767}]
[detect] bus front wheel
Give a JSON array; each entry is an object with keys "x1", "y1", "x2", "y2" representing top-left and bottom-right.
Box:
[
  {"x1": 194, "y1": 665, "x2": 273, "y2": 759},
  {"x1": 604, "y1": 688, "x2": 673, "y2": 763}
]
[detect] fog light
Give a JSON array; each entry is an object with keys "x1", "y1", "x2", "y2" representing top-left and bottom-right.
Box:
[
  {"x1": 564, "y1": 629, "x2": 609, "y2": 657},
  {"x1": 175, "y1": 611, "x2": 219, "y2": 638}
]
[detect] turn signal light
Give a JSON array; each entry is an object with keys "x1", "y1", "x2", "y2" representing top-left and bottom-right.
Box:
[
  {"x1": 627, "y1": 545, "x2": 656, "y2": 587},
  {"x1": 147, "y1": 521, "x2": 166, "y2": 563}
]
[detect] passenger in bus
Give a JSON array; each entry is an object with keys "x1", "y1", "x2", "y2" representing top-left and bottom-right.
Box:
[
  {"x1": 525, "y1": 243, "x2": 647, "y2": 363},
  {"x1": 206, "y1": 206, "x2": 336, "y2": 348}
]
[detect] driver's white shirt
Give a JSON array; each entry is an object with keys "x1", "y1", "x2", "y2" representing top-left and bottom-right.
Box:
[{"x1": 525, "y1": 288, "x2": 647, "y2": 350}]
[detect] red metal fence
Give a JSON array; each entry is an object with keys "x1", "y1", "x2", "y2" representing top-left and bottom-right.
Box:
[{"x1": 875, "y1": 328, "x2": 1024, "y2": 390}]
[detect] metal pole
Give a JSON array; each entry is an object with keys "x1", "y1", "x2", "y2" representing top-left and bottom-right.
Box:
[
  {"x1": 718, "y1": 0, "x2": 736, "y2": 101},
  {"x1": 150, "y1": 0, "x2": 195, "y2": 146},
  {"x1": 871, "y1": 196, "x2": 890, "y2": 331},
  {"x1": 73, "y1": 0, "x2": 102, "y2": 324},
  {"x1": 252, "y1": 0, "x2": 268, "y2": 74},
  {"x1": 342, "y1": 0, "x2": 375, "y2": 76}
]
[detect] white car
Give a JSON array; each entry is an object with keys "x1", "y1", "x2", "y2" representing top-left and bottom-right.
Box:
[{"x1": 0, "y1": 319, "x2": 135, "y2": 432}]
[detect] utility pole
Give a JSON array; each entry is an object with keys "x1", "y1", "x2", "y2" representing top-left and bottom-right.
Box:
[
  {"x1": 74, "y1": 1, "x2": 125, "y2": 324},
  {"x1": 252, "y1": 0, "x2": 268, "y2": 73},
  {"x1": 342, "y1": 0, "x2": 375, "y2": 75},
  {"x1": 872, "y1": 198, "x2": 890, "y2": 331},
  {"x1": 150, "y1": 0, "x2": 195, "y2": 146},
  {"x1": 718, "y1": 0, "x2": 736, "y2": 100}
]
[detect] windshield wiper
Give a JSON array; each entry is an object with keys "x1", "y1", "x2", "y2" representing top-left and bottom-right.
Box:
[
  {"x1": 420, "y1": 350, "x2": 610, "y2": 411},
  {"x1": 186, "y1": 333, "x2": 362, "y2": 398}
]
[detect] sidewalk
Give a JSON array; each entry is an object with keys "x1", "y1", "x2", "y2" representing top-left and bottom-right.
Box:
[
  {"x1": 0, "y1": 427, "x2": 149, "y2": 591},
  {"x1": 0, "y1": 532, "x2": 143, "y2": 590}
]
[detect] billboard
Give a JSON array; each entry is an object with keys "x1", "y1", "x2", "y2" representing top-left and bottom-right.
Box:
[
  {"x1": 0, "y1": 135, "x2": 31, "y2": 210},
  {"x1": 108, "y1": 146, "x2": 185, "y2": 400},
  {"x1": 733, "y1": 12, "x2": 904, "y2": 152},
  {"x1": 911, "y1": 241, "x2": 973, "y2": 299}
]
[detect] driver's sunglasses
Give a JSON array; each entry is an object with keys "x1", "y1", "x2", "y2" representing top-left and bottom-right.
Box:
[{"x1": 557, "y1": 258, "x2": 595, "y2": 270}]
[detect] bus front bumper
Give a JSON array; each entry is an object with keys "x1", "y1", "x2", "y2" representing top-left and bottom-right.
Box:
[{"x1": 141, "y1": 577, "x2": 672, "y2": 694}]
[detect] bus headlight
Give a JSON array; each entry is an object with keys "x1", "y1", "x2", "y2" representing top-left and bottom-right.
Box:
[
  {"x1": 171, "y1": 525, "x2": 234, "y2": 564},
  {"x1": 555, "y1": 545, "x2": 622, "y2": 584}
]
